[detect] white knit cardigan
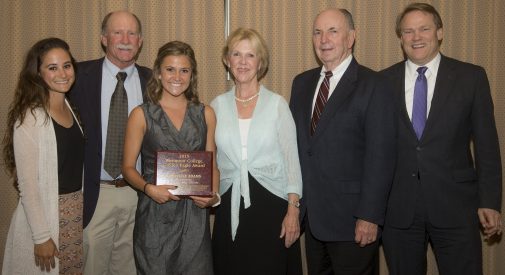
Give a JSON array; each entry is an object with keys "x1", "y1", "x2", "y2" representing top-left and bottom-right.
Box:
[{"x1": 2, "y1": 100, "x2": 82, "y2": 275}]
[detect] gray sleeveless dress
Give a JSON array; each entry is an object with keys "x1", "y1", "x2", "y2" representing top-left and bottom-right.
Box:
[{"x1": 133, "y1": 102, "x2": 213, "y2": 275}]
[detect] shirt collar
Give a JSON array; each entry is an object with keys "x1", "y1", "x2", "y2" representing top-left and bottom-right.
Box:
[
  {"x1": 320, "y1": 54, "x2": 353, "y2": 78},
  {"x1": 103, "y1": 57, "x2": 135, "y2": 80},
  {"x1": 406, "y1": 52, "x2": 441, "y2": 79}
]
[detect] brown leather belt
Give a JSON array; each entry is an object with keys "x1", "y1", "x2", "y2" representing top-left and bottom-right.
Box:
[{"x1": 101, "y1": 178, "x2": 129, "y2": 188}]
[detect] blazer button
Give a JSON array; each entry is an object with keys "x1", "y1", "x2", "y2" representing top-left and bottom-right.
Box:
[
  {"x1": 412, "y1": 172, "x2": 417, "y2": 177},
  {"x1": 307, "y1": 151, "x2": 312, "y2": 156},
  {"x1": 416, "y1": 146, "x2": 422, "y2": 151}
]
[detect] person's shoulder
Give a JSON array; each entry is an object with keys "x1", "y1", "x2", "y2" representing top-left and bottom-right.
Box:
[
  {"x1": 135, "y1": 63, "x2": 153, "y2": 74},
  {"x1": 356, "y1": 62, "x2": 377, "y2": 75},
  {"x1": 131, "y1": 104, "x2": 146, "y2": 115},
  {"x1": 259, "y1": 86, "x2": 283, "y2": 104},
  {"x1": 140, "y1": 101, "x2": 160, "y2": 113},
  {"x1": 354, "y1": 62, "x2": 387, "y2": 83},
  {"x1": 134, "y1": 102, "x2": 154, "y2": 119},
  {"x1": 294, "y1": 67, "x2": 321, "y2": 80},
  {"x1": 260, "y1": 85, "x2": 277, "y2": 96},
  {"x1": 188, "y1": 101, "x2": 205, "y2": 111},
  {"x1": 203, "y1": 103, "x2": 216, "y2": 119},
  {"x1": 210, "y1": 90, "x2": 233, "y2": 104},
  {"x1": 379, "y1": 60, "x2": 405, "y2": 79},
  {"x1": 140, "y1": 100, "x2": 153, "y2": 107},
  {"x1": 76, "y1": 58, "x2": 103, "y2": 69},
  {"x1": 442, "y1": 55, "x2": 485, "y2": 73},
  {"x1": 74, "y1": 58, "x2": 104, "y2": 78},
  {"x1": 17, "y1": 108, "x2": 48, "y2": 128}
]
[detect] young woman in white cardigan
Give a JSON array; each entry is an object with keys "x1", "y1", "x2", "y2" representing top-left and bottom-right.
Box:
[{"x1": 2, "y1": 38, "x2": 84, "y2": 274}]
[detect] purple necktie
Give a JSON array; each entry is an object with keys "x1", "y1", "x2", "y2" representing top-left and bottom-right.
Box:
[
  {"x1": 412, "y1": 66, "x2": 428, "y2": 140},
  {"x1": 311, "y1": 71, "x2": 333, "y2": 136}
]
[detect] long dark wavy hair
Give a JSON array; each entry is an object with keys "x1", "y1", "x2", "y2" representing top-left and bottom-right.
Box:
[
  {"x1": 146, "y1": 41, "x2": 200, "y2": 104},
  {"x1": 2, "y1": 37, "x2": 76, "y2": 178}
]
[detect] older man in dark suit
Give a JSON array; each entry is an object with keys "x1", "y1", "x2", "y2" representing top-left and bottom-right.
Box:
[
  {"x1": 289, "y1": 8, "x2": 396, "y2": 274},
  {"x1": 69, "y1": 10, "x2": 151, "y2": 275},
  {"x1": 381, "y1": 3, "x2": 502, "y2": 275}
]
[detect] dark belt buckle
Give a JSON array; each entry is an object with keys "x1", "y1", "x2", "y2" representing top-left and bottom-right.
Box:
[{"x1": 111, "y1": 178, "x2": 128, "y2": 188}]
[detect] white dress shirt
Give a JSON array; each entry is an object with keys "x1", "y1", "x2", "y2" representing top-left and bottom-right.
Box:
[
  {"x1": 404, "y1": 53, "x2": 441, "y2": 120},
  {"x1": 311, "y1": 54, "x2": 353, "y2": 114}
]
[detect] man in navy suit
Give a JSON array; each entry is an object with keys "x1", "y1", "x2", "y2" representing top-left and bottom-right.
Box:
[
  {"x1": 289, "y1": 8, "x2": 396, "y2": 274},
  {"x1": 69, "y1": 11, "x2": 151, "y2": 274},
  {"x1": 381, "y1": 3, "x2": 502, "y2": 275}
]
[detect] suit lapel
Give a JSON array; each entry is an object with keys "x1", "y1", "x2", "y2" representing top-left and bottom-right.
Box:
[
  {"x1": 84, "y1": 59, "x2": 104, "y2": 142},
  {"x1": 422, "y1": 55, "x2": 456, "y2": 141},
  {"x1": 311, "y1": 58, "x2": 358, "y2": 141},
  {"x1": 299, "y1": 70, "x2": 321, "y2": 141},
  {"x1": 136, "y1": 64, "x2": 150, "y2": 95},
  {"x1": 393, "y1": 63, "x2": 418, "y2": 140}
]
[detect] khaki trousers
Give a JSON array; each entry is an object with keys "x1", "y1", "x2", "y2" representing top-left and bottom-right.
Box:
[{"x1": 83, "y1": 184, "x2": 138, "y2": 275}]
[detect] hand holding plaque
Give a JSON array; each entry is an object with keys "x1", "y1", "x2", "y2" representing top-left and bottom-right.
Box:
[{"x1": 155, "y1": 151, "x2": 213, "y2": 196}]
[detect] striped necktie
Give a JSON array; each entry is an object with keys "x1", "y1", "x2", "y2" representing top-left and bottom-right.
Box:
[{"x1": 310, "y1": 71, "x2": 333, "y2": 136}]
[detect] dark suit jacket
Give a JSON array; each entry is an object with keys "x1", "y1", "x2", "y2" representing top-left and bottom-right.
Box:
[
  {"x1": 381, "y1": 55, "x2": 502, "y2": 229},
  {"x1": 289, "y1": 58, "x2": 397, "y2": 242},
  {"x1": 68, "y1": 58, "x2": 152, "y2": 228}
]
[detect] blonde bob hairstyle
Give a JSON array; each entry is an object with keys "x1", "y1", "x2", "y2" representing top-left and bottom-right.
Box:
[{"x1": 222, "y1": 28, "x2": 270, "y2": 81}]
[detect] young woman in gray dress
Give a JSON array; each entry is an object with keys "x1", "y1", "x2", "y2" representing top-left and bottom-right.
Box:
[{"x1": 122, "y1": 41, "x2": 220, "y2": 275}]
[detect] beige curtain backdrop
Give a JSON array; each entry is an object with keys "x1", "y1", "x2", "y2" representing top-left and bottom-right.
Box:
[{"x1": 0, "y1": 1, "x2": 503, "y2": 274}]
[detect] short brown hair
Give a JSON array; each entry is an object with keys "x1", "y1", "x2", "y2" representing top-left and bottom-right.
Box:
[{"x1": 395, "y1": 2, "x2": 443, "y2": 37}]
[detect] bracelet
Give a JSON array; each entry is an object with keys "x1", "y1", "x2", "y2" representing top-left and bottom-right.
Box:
[
  {"x1": 143, "y1": 183, "x2": 150, "y2": 193},
  {"x1": 288, "y1": 199, "x2": 300, "y2": 208},
  {"x1": 212, "y1": 192, "x2": 221, "y2": 207}
]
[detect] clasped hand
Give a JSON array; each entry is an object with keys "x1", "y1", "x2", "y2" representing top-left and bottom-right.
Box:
[
  {"x1": 190, "y1": 193, "x2": 220, "y2": 208},
  {"x1": 145, "y1": 183, "x2": 219, "y2": 208},
  {"x1": 354, "y1": 219, "x2": 378, "y2": 247},
  {"x1": 478, "y1": 208, "x2": 502, "y2": 239},
  {"x1": 144, "y1": 183, "x2": 180, "y2": 204}
]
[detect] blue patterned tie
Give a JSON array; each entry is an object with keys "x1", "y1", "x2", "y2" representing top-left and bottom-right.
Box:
[{"x1": 412, "y1": 66, "x2": 428, "y2": 140}]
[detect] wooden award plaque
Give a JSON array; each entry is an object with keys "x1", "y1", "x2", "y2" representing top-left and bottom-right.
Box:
[{"x1": 155, "y1": 151, "x2": 213, "y2": 196}]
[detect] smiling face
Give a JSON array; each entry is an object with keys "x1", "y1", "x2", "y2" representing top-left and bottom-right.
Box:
[
  {"x1": 101, "y1": 11, "x2": 143, "y2": 69},
  {"x1": 159, "y1": 55, "x2": 192, "y2": 98},
  {"x1": 400, "y1": 10, "x2": 443, "y2": 65},
  {"x1": 227, "y1": 39, "x2": 260, "y2": 85},
  {"x1": 312, "y1": 9, "x2": 355, "y2": 71},
  {"x1": 39, "y1": 48, "x2": 75, "y2": 94}
]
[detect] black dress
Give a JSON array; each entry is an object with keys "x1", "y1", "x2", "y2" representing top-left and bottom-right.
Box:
[{"x1": 213, "y1": 173, "x2": 302, "y2": 275}]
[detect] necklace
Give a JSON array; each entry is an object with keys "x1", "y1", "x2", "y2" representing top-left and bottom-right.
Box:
[{"x1": 235, "y1": 92, "x2": 259, "y2": 106}]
